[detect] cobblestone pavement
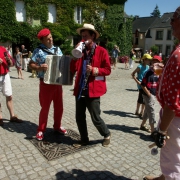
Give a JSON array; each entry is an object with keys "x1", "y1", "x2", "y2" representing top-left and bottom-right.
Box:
[{"x1": 0, "y1": 63, "x2": 161, "y2": 180}]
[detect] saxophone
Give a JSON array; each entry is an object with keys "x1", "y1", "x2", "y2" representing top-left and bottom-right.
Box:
[{"x1": 82, "y1": 44, "x2": 95, "y2": 90}]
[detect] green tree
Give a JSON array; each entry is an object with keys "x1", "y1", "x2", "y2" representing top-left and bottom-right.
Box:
[
  {"x1": 0, "y1": 0, "x2": 131, "y2": 55},
  {"x1": 150, "y1": 45, "x2": 158, "y2": 55},
  {"x1": 150, "y1": 5, "x2": 161, "y2": 17}
]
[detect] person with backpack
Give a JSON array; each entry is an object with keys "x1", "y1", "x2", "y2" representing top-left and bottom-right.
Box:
[{"x1": 29, "y1": 28, "x2": 67, "y2": 141}]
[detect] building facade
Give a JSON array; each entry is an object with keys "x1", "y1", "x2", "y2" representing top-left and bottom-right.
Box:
[{"x1": 132, "y1": 12, "x2": 174, "y2": 58}]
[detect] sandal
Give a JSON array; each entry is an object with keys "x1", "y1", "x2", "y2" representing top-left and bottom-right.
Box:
[
  {"x1": 140, "y1": 125, "x2": 151, "y2": 133},
  {"x1": 0, "y1": 119, "x2": 4, "y2": 126},
  {"x1": 139, "y1": 113, "x2": 143, "y2": 117},
  {"x1": 10, "y1": 116, "x2": 23, "y2": 123},
  {"x1": 139, "y1": 113, "x2": 143, "y2": 119}
]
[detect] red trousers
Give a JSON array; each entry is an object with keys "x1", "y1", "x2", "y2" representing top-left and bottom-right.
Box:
[{"x1": 37, "y1": 81, "x2": 63, "y2": 132}]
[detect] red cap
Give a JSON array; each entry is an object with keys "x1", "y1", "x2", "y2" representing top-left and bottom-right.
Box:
[
  {"x1": 37, "y1": 28, "x2": 51, "y2": 39},
  {"x1": 153, "y1": 55, "x2": 162, "y2": 62}
]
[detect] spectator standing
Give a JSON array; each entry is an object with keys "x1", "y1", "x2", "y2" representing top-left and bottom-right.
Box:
[
  {"x1": 70, "y1": 23, "x2": 111, "y2": 147},
  {"x1": 149, "y1": 50, "x2": 152, "y2": 56},
  {"x1": 6, "y1": 45, "x2": 12, "y2": 71},
  {"x1": 0, "y1": 46, "x2": 23, "y2": 126},
  {"x1": 6, "y1": 45, "x2": 12, "y2": 56},
  {"x1": 137, "y1": 51, "x2": 141, "y2": 59},
  {"x1": 111, "y1": 45, "x2": 120, "y2": 69},
  {"x1": 27, "y1": 51, "x2": 32, "y2": 72},
  {"x1": 29, "y1": 28, "x2": 67, "y2": 141},
  {"x1": 129, "y1": 48, "x2": 135, "y2": 69},
  {"x1": 28, "y1": 51, "x2": 32, "y2": 61},
  {"x1": 14, "y1": 47, "x2": 23, "y2": 79},
  {"x1": 124, "y1": 56, "x2": 129, "y2": 69},
  {"x1": 21, "y1": 45, "x2": 28, "y2": 71},
  {"x1": 140, "y1": 55, "x2": 162, "y2": 135},
  {"x1": 131, "y1": 54, "x2": 150, "y2": 118}
]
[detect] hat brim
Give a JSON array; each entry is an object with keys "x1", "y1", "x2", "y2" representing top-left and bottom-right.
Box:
[
  {"x1": 143, "y1": 58, "x2": 152, "y2": 60},
  {"x1": 77, "y1": 27, "x2": 100, "y2": 39},
  {"x1": 142, "y1": 57, "x2": 152, "y2": 60},
  {"x1": 152, "y1": 58, "x2": 162, "y2": 62}
]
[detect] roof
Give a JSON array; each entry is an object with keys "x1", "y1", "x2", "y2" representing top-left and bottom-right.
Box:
[
  {"x1": 124, "y1": 12, "x2": 130, "y2": 18},
  {"x1": 132, "y1": 16, "x2": 159, "y2": 33},
  {"x1": 150, "y1": 12, "x2": 174, "y2": 28}
]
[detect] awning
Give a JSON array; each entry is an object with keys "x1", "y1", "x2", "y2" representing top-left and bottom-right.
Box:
[{"x1": 134, "y1": 48, "x2": 142, "y2": 50}]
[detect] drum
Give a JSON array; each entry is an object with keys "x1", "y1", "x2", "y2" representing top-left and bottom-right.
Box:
[{"x1": 44, "y1": 55, "x2": 73, "y2": 85}]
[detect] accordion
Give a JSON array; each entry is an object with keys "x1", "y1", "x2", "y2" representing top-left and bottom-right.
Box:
[{"x1": 44, "y1": 55, "x2": 73, "y2": 85}]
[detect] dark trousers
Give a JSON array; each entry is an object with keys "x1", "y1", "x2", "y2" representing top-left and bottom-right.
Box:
[{"x1": 75, "y1": 96, "x2": 110, "y2": 142}]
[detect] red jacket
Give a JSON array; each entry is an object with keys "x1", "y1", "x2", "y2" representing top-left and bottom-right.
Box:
[
  {"x1": 71, "y1": 45, "x2": 111, "y2": 97},
  {"x1": 0, "y1": 46, "x2": 10, "y2": 75}
]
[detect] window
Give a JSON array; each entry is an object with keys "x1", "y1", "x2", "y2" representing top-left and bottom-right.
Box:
[
  {"x1": 156, "y1": 30, "x2": 163, "y2": 40},
  {"x1": 99, "y1": 10, "x2": 105, "y2": 21},
  {"x1": 15, "y1": 1, "x2": 26, "y2": 22},
  {"x1": 165, "y1": 45, "x2": 171, "y2": 56},
  {"x1": 135, "y1": 37, "x2": 138, "y2": 45},
  {"x1": 48, "y1": 4, "x2": 56, "y2": 23},
  {"x1": 167, "y1": 30, "x2": 172, "y2": 40},
  {"x1": 74, "y1": 7, "x2": 82, "y2": 24},
  {"x1": 155, "y1": 44, "x2": 163, "y2": 54},
  {"x1": 162, "y1": 17, "x2": 170, "y2": 23},
  {"x1": 140, "y1": 34, "x2": 143, "y2": 39}
]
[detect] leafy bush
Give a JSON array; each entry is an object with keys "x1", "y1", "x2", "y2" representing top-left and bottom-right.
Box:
[
  {"x1": 106, "y1": 41, "x2": 116, "y2": 54},
  {"x1": 1, "y1": 0, "x2": 131, "y2": 55},
  {"x1": 150, "y1": 45, "x2": 158, "y2": 54}
]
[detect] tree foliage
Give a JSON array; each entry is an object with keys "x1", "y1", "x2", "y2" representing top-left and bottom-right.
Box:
[
  {"x1": 150, "y1": 5, "x2": 161, "y2": 17},
  {"x1": 0, "y1": 0, "x2": 132, "y2": 56},
  {"x1": 150, "y1": 45, "x2": 158, "y2": 54}
]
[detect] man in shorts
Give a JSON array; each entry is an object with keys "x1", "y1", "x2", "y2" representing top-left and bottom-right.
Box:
[{"x1": 0, "y1": 46, "x2": 23, "y2": 126}]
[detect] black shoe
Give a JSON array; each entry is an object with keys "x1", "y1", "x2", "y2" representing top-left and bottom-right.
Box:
[
  {"x1": 73, "y1": 140, "x2": 89, "y2": 148},
  {"x1": 102, "y1": 133, "x2": 111, "y2": 147},
  {"x1": 139, "y1": 113, "x2": 143, "y2": 118},
  {"x1": 0, "y1": 119, "x2": 4, "y2": 126}
]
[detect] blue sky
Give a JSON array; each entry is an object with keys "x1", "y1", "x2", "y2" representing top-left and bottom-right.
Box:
[{"x1": 124, "y1": 0, "x2": 180, "y2": 17}]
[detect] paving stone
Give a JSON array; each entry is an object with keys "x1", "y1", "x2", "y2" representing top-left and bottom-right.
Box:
[
  {"x1": 0, "y1": 64, "x2": 162, "y2": 179},
  {"x1": 0, "y1": 170, "x2": 7, "y2": 179},
  {"x1": 38, "y1": 170, "x2": 48, "y2": 176},
  {"x1": 18, "y1": 173, "x2": 27, "y2": 180},
  {"x1": 9, "y1": 175, "x2": 19, "y2": 180}
]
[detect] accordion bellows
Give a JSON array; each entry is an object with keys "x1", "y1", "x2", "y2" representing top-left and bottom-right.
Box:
[{"x1": 44, "y1": 55, "x2": 73, "y2": 85}]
